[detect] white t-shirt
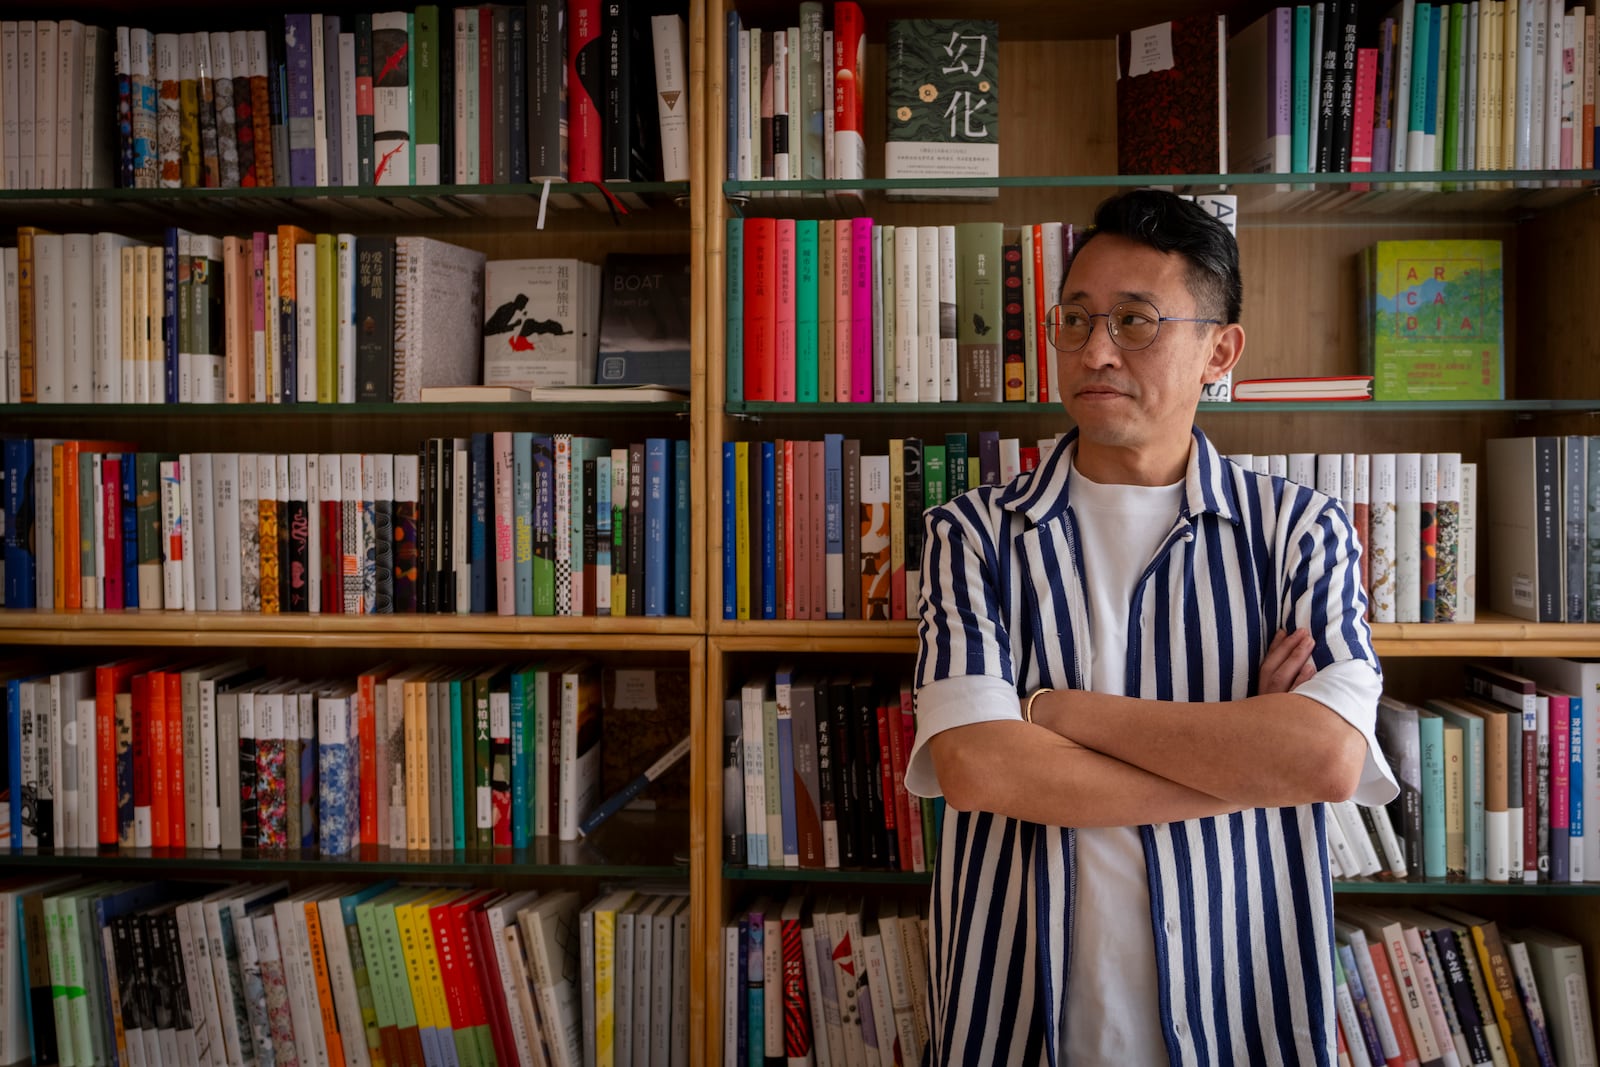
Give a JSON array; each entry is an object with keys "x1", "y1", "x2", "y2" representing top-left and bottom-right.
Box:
[{"x1": 1062, "y1": 463, "x2": 1183, "y2": 1065}]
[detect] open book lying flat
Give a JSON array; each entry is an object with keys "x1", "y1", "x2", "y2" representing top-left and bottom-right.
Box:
[{"x1": 417, "y1": 384, "x2": 689, "y2": 403}]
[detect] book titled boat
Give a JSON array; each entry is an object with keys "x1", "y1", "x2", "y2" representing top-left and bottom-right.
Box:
[
  {"x1": 595, "y1": 253, "x2": 692, "y2": 389},
  {"x1": 1359, "y1": 239, "x2": 1505, "y2": 401},
  {"x1": 884, "y1": 19, "x2": 999, "y2": 199},
  {"x1": 1232, "y1": 375, "x2": 1375, "y2": 401}
]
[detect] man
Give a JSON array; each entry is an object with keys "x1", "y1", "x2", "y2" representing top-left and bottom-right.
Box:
[{"x1": 908, "y1": 189, "x2": 1398, "y2": 1066}]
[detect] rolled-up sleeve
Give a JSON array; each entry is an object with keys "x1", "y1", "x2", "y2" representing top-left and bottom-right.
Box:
[
  {"x1": 1286, "y1": 500, "x2": 1399, "y2": 807},
  {"x1": 909, "y1": 504, "x2": 1020, "y2": 799}
]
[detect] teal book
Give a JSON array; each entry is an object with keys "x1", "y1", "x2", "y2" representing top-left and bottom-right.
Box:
[
  {"x1": 1292, "y1": 5, "x2": 1312, "y2": 172},
  {"x1": 1420, "y1": 708, "x2": 1446, "y2": 878},
  {"x1": 450, "y1": 676, "x2": 467, "y2": 848},
  {"x1": 796, "y1": 220, "x2": 819, "y2": 402},
  {"x1": 513, "y1": 432, "x2": 534, "y2": 615},
  {"x1": 727, "y1": 218, "x2": 743, "y2": 403},
  {"x1": 924, "y1": 445, "x2": 947, "y2": 509},
  {"x1": 1360, "y1": 239, "x2": 1503, "y2": 400},
  {"x1": 1409, "y1": 4, "x2": 1432, "y2": 155},
  {"x1": 510, "y1": 665, "x2": 530, "y2": 846},
  {"x1": 945, "y1": 433, "x2": 970, "y2": 498},
  {"x1": 1429, "y1": 700, "x2": 1486, "y2": 881},
  {"x1": 569, "y1": 437, "x2": 612, "y2": 616}
]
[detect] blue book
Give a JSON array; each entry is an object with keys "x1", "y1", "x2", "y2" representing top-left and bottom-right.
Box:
[
  {"x1": 1425, "y1": 6, "x2": 1442, "y2": 144},
  {"x1": 760, "y1": 442, "x2": 775, "y2": 619},
  {"x1": 775, "y1": 667, "x2": 799, "y2": 867},
  {"x1": 674, "y1": 439, "x2": 691, "y2": 617},
  {"x1": 644, "y1": 438, "x2": 669, "y2": 616},
  {"x1": 1429, "y1": 700, "x2": 1486, "y2": 881},
  {"x1": 531, "y1": 434, "x2": 555, "y2": 616},
  {"x1": 450, "y1": 677, "x2": 466, "y2": 848},
  {"x1": 3, "y1": 437, "x2": 34, "y2": 609},
  {"x1": 469, "y1": 433, "x2": 489, "y2": 615},
  {"x1": 745, "y1": 905, "x2": 764, "y2": 1067},
  {"x1": 318, "y1": 691, "x2": 356, "y2": 855},
  {"x1": 1420, "y1": 709, "x2": 1446, "y2": 878},
  {"x1": 824, "y1": 434, "x2": 843, "y2": 620},
  {"x1": 120, "y1": 454, "x2": 138, "y2": 610},
  {"x1": 722, "y1": 444, "x2": 737, "y2": 620},
  {"x1": 284, "y1": 13, "x2": 318, "y2": 187},
  {"x1": 1336, "y1": 941, "x2": 1385, "y2": 1066},
  {"x1": 513, "y1": 432, "x2": 534, "y2": 616},
  {"x1": 726, "y1": 217, "x2": 743, "y2": 403},
  {"x1": 726, "y1": 11, "x2": 741, "y2": 182},
  {"x1": 6, "y1": 676, "x2": 28, "y2": 843},
  {"x1": 510, "y1": 667, "x2": 529, "y2": 846},
  {"x1": 1572, "y1": 695, "x2": 1584, "y2": 879},
  {"x1": 595, "y1": 457, "x2": 612, "y2": 615}
]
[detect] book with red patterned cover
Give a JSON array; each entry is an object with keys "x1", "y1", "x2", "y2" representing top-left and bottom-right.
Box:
[{"x1": 1115, "y1": 15, "x2": 1227, "y2": 174}]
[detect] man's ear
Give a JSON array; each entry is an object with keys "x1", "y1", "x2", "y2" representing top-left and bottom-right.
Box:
[{"x1": 1202, "y1": 322, "x2": 1246, "y2": 384}]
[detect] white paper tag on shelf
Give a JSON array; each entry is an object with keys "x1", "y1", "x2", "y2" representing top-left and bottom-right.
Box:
[
  {"x1": 537, "y1": 181, "x2": 550, "y2": 230},
  {"x1": 1127, "y1": 23, "x2": 1174, "y2": 78}
]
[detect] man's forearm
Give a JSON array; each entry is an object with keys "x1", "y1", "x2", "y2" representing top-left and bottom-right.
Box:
[
  {"x1": 928, "y1": 720, "x2": 1240, "y2": 828},
  {"x1": 1031, "y1": 688, "x2": 1366, "y2": 807}
]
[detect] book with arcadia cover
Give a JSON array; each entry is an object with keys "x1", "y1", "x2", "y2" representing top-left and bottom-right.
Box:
[
  {"x1": 1116, "y1": 15, "x2": 1228, "y2": 174},
  {"x1": 1360, "y1": 239, "x2": 1505, "y2": 401},
  {"x1": 884, "y1": 19, "x2": 999, "y2": 199}
]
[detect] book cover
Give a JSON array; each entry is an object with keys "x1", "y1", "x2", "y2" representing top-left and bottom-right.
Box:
[
  {"x1": 595, "y1": 253, "x2": 691, "y2": 388},
  {"x1": 1116, "y1": 15, "x2": 1229, "y2": 173},
  {"x1": 884, "y1": 20, "x2": 999, "y2": 198},
  {"x1": 1362, "y1": 239, "x2": 1505, "y2": 401},
  {"x1": 483, "y1": 258, "x2": 595, "y2": 389},
  {"x1": 955, "y1": 221, "x2": 1003, "y2": 402},
  {"x1": 393, "y1": 237, "x2": 486, "y2": 403}
]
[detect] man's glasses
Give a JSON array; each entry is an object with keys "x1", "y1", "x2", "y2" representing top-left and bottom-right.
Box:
[{"x1": 1045, "y1": 300, "x2": 1223, "y2": 353}]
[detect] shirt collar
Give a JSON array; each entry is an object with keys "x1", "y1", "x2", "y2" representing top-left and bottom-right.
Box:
[{"x1": 997, "y1": 425, "x2": 1244, "y2": 528}]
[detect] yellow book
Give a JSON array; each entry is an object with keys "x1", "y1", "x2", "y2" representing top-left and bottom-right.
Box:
[
  {"x1": 589, "y1": 889, "x2": 635, "y2": 1067},
  {"x1": 735, "y1": 441, "x2": 750, "y2": 620},
  {"x1": 1502, "y1": 0, "x2": 1519, "y2": 171},
  {"x1": 145, "y1": 247, "x2": 164, "y2": 404},
  {"x1": 316, "y1": 233, "x2": 337, "y2": 403},
  {"x1": 1443, "y1": 721, "x2": 1465, "y2": 879},
  {"x1": 394, "y1": 891, "x2": 443, "y2": 1051},
  {"x1": 889, "y1": 439, "x2": 905, "y2": 620},
  {"x1": 413, "y1": 891, "x2": 463, "y2": 1066},
  {"x1": 404, "y1": 672, "x2": 433, "y2": 852},
  {"x1": 304, "y1": 894, "x2": 347, "y2": 1067}
]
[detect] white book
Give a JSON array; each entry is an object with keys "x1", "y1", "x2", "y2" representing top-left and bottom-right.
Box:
[
  {"x1": 191, "y1": 452, "x2": 216, "y2": 612},
  {"x1": 1335, "y1": 799, "x2": 1384, "y2": 877},
  {"x1": 1546, "y1": 1, "x2": 1564, "y2": 168},
  {"x1": 115, "y1": 244, "x2": 136, "y2": 404},
  {"x1": 651, "y1": 15, "x2": 689, "y2": 181},
  {"x1": 296, "y1": 241, "x2": 318, "y2": 401},
  {"x1": 55, "y1": 19, "x2": 81, "y2": 189},
  {"x1": 144, "y1": 245, "x2": 162, "y2": 403},
  {"x1": 179, "y1": 453, "x2": 198, "y2": 610},
  {"x1": 787, "y1": 22, "x2": 802, "y2": 192},
  {"x1": 875, "y1": 907, "x2": 921, "y2": 1066},
  {"x1": 93, "y1": 233, "x2": 135, "y2": 402},
  {"x1": 172, "y1": 900, "x2": 211, "y2": 1067},
  {"x1": 520, "y1": 889, "x2": 584, "y2": 1067},
  {"x1": 338, "y1": 34, "x2": 358, "y2": 187},
  {"x1": 1038, "y1": 222, "x2": 1066, "y2": 402},
  {"x1": 17, "y1": 22, "x2": 34, "y2": 189},
  {"x1": 914, "y1": 225, "x2": 939, "y2": 403},
  {"x1": 938, "y1": 225, "x2": 957, "y2": 401},
  {"x1": 1369, "y1": 454, "x2": 1395, "y2": 620},
  {"x1": 741, "y1": 677, "x2": 769, "y2": 866},
  {"x1": 747, "y1": 27, "x2": 761, "y2": 190},
  {"x1": 192, "y1": 234, "x2": 225, "y2": 401},
  {"x1": 1518, "y1": 927, "x2": 1600, "y2": 1067},
  {"x1": 1395, "y1": 453, "x2": 1422, "y2": 623},
  {"x1": 722, "y1": 924, "x2": 740, "y2": 1067},
  {"x1": 34, "y1": 21, "x2": 55, "y2": 191},
  {"x1": 213, "y1": 453, "x2": 242, "y2": 611},
  {"x1": 3, "y1": 248, "x2": 18, "y2": 402},
  {"x1": 316, "y1": 893, "x2": 371, "y2": 1067},
  {"x1": 174, "y1": 230, "x2": 196, "y2": 400},
  {"x1": 275, "y1": 894, "x2": 328, "y2": 1067},
  {"x1": 33, "y1": 232, "x2": 64, "y2": 402},
  {"x1": 773, "y1": 31, "x2": 790, "y2": 185},
  {"x1": 801, "y1": 919, "x2": 834, "y2": 1067},
  {"x1": 371, "y1": 12, "x2": 409, "y2": 185},
  {"x1": 337, "y1": 233, "x2": 356, "y2": 403},
  {"x1": 1, "y1": 22, "x2": 19, "y2": 190},
  {"x1": 1323, "y1": 804, "x2": 1355, "y2": 878},
  {"x1": 74, "y1": 693, "x2": 95, "y2": 849},
  {"x1": 482, "y1": 890, "x2": 541, "y2": 1064},
  {"x1": 822, "y1": 29, "x2": 835, "y2": 180},
  {"x1": 861, "y1": 923, "x2": 899, "y2": 1067},
  {"x1": 1459, "y1": 461, "x2": 1477, "y2": 622},
  {"x1": 893, "y1": 227, "x2": 918, "y2": 403},
  {"x1": 310, "y1": 15, "x2": 328, "y2": 187},
  {"x1": 453, "y1": 9, "x2": 472, "y2": 183},
  {"x1": 557, "y1": 669, "x2": 602, "y2": 841},
  {"x1": 1528, "y1": 0, "x2": 1547, "y2": 170},
  {"x1": 264, "y1": 233, "x2": 280, "y2": 402},
  {"x1": 89, "y1": 452, "x2": 105, "y2": 608}
]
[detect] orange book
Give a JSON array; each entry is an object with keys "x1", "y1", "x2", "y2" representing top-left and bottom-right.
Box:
[
  {"x1": 276, "y1": 225, "x2": 314, "y2": 404},
  {"x1": 223, "y1": 235, "x2": 252, "y2": 402},
  {"x1": 15, "y1": 226, "x2": 52, "y2": 402},
  {"x1": 304, "y1": 897, "x2": 348, "y2": 1067},
  {"x1": 167, "y1": 670, "x2": 185, "y2": 849},
  {"x1": 149, "y1": 668, "x2": 169, "y2": 847}
]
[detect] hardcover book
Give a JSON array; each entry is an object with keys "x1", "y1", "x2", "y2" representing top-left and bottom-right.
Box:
[
  {"x1": 392, "y1": 237, "x2": 487, "y2": 403},
  {"x1": 884, "y1": 19, "x2": 999, "y2": 199},
  {"x1": 483, "y1": 258, "x2": 600, "y2": 389},
  {"x1": 1360, "y1": 239, "x2": 1505, "y2": 401},
  {"x1": 1116, "y1": 15, "x2": 1229, "y2": 174},
  {"x1": 595, "y1": 253, "x2": 691, "y2": 388}
]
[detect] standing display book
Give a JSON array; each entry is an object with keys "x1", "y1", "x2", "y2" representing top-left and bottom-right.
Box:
[
  {"x1": 1115, "y1": 14, "x2": 1228, "y2": 174},
  {"x1": 883, "y1": 19, "x2": 999, "y2": 199}
]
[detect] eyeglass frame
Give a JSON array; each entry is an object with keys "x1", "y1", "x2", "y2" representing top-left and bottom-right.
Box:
[{"x1": 1044, "y1": 300, "x2": 1226, "y2": 353}]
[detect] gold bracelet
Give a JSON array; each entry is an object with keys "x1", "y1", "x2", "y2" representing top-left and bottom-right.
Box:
[{"x1": 1024, "y1": 687, "x2": 1054, "y2": 724}]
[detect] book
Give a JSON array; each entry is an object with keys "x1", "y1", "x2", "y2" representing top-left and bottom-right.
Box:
[
  {"x1": 392, "y1": 236, "x2": 486, "y2": 403},
  {"x1": 1231, "y1": 375, "x2": 1375, "y2": 401},
  {"x1": 1360, "y1": 239, "x2": 1505, "y2": 401},
  {"x1": 482, "y1": 257, "x2": 599, "y2": 389},
  {"x1": 883, "y1": 19, "x2": 999, "y2": 198},
  {"x1": 595, "y1": 253, "x2": 692, "y2": 388},
  {"x1": 1116, "y1": 15, "x2": 1229, "y2": 173}
]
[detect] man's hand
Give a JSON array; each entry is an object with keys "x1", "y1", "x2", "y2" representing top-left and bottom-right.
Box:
[{"x1": 1258, "y1": 629, "x2": 1315, "y2": 695}]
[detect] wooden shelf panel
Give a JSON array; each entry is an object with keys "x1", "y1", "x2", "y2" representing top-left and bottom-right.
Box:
[{"x1": 0, "y1": 611, "x2": 702, "y2": 648}]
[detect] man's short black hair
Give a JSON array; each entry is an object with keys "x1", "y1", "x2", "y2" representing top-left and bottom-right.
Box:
[{"x1": 1069, "y1": 189, "x2": 1242, "y2": 325}]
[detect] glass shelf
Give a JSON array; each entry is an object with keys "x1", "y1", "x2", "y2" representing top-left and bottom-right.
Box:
[
  {"x1": 0, "y1": 812, "x2": 690, "y2": 879},
  {"x1": 723, "y1": 170, "x2": 1599, "y2": 217},
  {"x1": 725, "y1": 399, "x2": 1600, "y2": 417},
  {"x1": 0, "y1": 400, "x2": 693, "y2": 418},
  {"x1": 725, "y1": 864, "x2": 935, "y2": 885}
]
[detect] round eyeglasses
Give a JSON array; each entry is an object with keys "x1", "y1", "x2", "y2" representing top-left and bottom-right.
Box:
[{"x1": 1045, "y1": 300, "x2": 1224, "y2": 353}]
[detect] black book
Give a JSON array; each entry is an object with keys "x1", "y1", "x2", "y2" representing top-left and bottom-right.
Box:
[
  {"x1": 163, "y1": 909, "x2": 195, "y2": 1049},
  {"x1": 419, "y1": 439, "x2": 436, "y2": 615},
  {"x1": 1333, "y1": 0, "x2": 1359, "y2": 172},
  {"x1": 508, "y1": 5, "x2": 528, "y2": 182},
  {"x1": 111, "y1": 915, "x2": 143, "y2": 1050},
  {"x1": 354, "y1": 14, "x2": 377, "y2": 184},
  {"x1": 812, "y1": 675, "x2": 839, "y2": 866},
  {"x1": 1314, "y1": 0, "x2": 1343, "y2": 172},
  {"x1": 842, "y1": 439, "x2": 861, "y2": 621},
  {"x1": 903, "y1": 437, "x2": 924, "y2": 602},
  {"x1": 596, "y1": 253, "x2": 692, "y2": 388},
  {"x1": 438, "y1": 9, "x2": 455, "y2": 184},
  {"x1": 583, "y1": 458, "x2": 598, "y2": 614},
  {"x1": 746, "y1": 441, "x2": 763, "y2": 618},
  {"x1": 493, "y1": 5, "x2": 513, "y2": 184},
  {"x1": 828, "y1": 676, "x2": 860, "y2": 867},
  {"x1": 286, "y1": 482, "x2": 310, "y2": 614},
  {"x1": 438, "y1": 437, "x2": 456, "y2": 613},
  {"x1": 21, "y1": 889, "x2": 60, "y2": 1063},
  {"x1": 323, "y1": 15, "x2": 344, "y2": 186},
  {"x1": 1431, "y1": 926, "x2": 1495, "y2": 1067},
  {"x1": 628, "y1": 441, "x2": 646, "y2": 616},
  {"x1": 853, "y1": 677, "x2": 888, "y2": 867},
  {"x1": 723, "y1": 696, "x2": 746, "y2": 863},
  {"x1": 977, "y1": 430, "x2": 1002, "y2": 486},
  {"x1": 531, "y1": 434, "x2": 555, "y2": 610},
  {"x1": 354, "y1": 235, "x2": 397, "y2": 402},
  {"x1": 526, "y1": 0, "x2": 566, "y2": 180}
]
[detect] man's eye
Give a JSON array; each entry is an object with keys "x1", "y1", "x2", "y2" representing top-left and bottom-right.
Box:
[
  {"x1": 1061, "y1": 312, "x2": 1089, "y2": 328},
  {"x1": 1116, "y1": 311, "x2": 1153, "y2": 327}
]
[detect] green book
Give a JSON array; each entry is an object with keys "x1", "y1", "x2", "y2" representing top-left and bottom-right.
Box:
[
  {"x1": 355, "y1": 891, "x2": 402, "y2": 1043},
  {"x1": 1442, "y1": 4, "x2": 1463, "y2": 171},
  {"x1": 954, "y1": 221, "x2": 1004, "y2": 401},
  {"x1": 1428, "y1": 699, "x2": 1487, "y2": 881},
  {"x1": 316, "y1": 233, "x2": 338, "y2": 403},
  {"x1": 412, "y1": 6, "x2": 441, "y2": 184},
  {"x1": 923, "y1": 445, "x2": 947, "y2": 509},
  {"x1": 1359, "y1": 239, "x2": 1503, "y2": 401},
  {"x1": 884, "y1": 19, "x2": 1000, "y2": 199},
  {"x1": 796, "y1": 219, "x2": 819, "y2": 402},
  {"x1": 1420, "y1": 709, "x2": 1447, "y2": 879},
  {"x1": 473, "y1": 670, "x2": 493, "y2": 850},
  {"x1": 945, "y1": 433, "x2": 969, "y2": 498},
  {"x1": 339, "y1": 881, "x2": 397, "y2": 1065},
  {"x1": 450, "y1": 675, "x2": 467, "y2": 848}
]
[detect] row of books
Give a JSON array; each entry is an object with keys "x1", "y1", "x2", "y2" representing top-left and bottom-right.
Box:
[
  {"x1": 720, "y1": 896, "x2": 929, "y2": 1067},
  {"x1": 1381, "y1": 659, "x2": 1600, "y2": 886},
  {"x1": 1485, "y1": 435, "x2": 1600, "y2": 624},
  {"x1": 0, "y1": 436, "x2": 694, "y2": 619},
  {"x1": 0, "y1": 3, "x2": 691, "y2": 194},
  {"x1": 0, "y1": 658, "x2": 683, "y2": 856},
  {"x1": 0, "y1": 877, "x2": 691, "y2": 1067},
  {"x1": 1332, "y1": 903, "x2": 1595, "y2": 1067},
  {"x1": 1235, "y1": 450, "x2": 1481, "y2": 625},
  {"x1": 726, "y1": 674, "x2": 942, "y2": 874}
]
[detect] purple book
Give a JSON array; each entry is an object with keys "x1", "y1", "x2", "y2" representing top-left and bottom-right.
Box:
[
  {"x1": 283, "y1": 13, "x2": 317, "y2": 187},
  {"x1": 1373, "y1": 18, "x2": 1397, "y2": 172}
]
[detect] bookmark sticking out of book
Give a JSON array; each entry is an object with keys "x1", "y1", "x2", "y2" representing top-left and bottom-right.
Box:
[
  {"x1": 578, "y1": 734, "x2": 692, "y2": 837},
  {"x1": 1231, "y1": 375, "x2": 1375, "y2": 402}
]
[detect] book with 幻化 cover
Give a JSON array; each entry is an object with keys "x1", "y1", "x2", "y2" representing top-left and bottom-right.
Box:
[
  {"x1": 1360, "y1": 239, "x2": 1505, "y2": 401},
  {"x1": 1116, "y1": 15, "x2": 1228, "y2": 174},
  {"x1": 883, "y1": 19, "x2": 999, "y2": 199}
]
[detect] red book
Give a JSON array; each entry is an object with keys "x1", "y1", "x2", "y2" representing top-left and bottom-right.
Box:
[
  {"x1": 166, "y1": 671, "x2": 185, "y2": 849},
  {"x1": 96, "y1": 657, "x2": 157, "y2": 845},
  {"x1": 809, "y1": 442, "x2": 825, "y2": 620},
  {"x1": 1547, "y1": 690, "x2": 1572, "y2": 880},
  {"x1": 1351, "y1": 46, "x2": 1379, "y2": 189},
  {"x1": 849, "y1": 218, "x2": 873, "y2": 402},
  {"x1": 466, "y1": 902, "x2": 518, "y2": 1067},
  {"x1": 103, "y1": 457, "x2": 124, "y2": 611},
  {"x1": 357, "y1": 664, "x2": 395, "y2": 846},
  {"x1": 567, "y1": 0, "x2": 604, "y2": 182},
  {"x1": 886, "y1": 684, "x2": 914, "y2": 871},
  {"x1": 148, "y1": 669, "x2": 169, "y2": 848},
  {"x1": 742, "y1": 218, "x2": 778, "y2": 401},
  {"x1": 1115, "y1": 15, "x2": 1227, "y2": 174},
  {"x1": 478, "y1": 8, "x2": 495, "y2": 183},
  {"x1": 831, "y1": 1, "x2": 865, "y2": 186},
  {"x1": 1366, "y1": 940, "x2": 1420, "y2": 1066},
  {"x1": 131, "y1": 672, "x2": 152, "y2": 845},
  {"x1": 1020, "y1": 447, "x2": 1040, "y2": 472},
  {"x1": 873, "y1": 696, "x2": 899, "y2": 867},
  {"x1": 428, "y1": 895, "x2": 473, "y2": 1043},
  {"x1": 898, "y1": 684, "x2": 925, "y2": 872},
  {"x1": 447, "y1": 894, "x2": 497, "y2": 1039},
  {"x1": 833, "y1": 220, "x2": 852, "y2": 401},
  {"x1": 774, "y1": 219, "x2": 797, "y2": 402}
]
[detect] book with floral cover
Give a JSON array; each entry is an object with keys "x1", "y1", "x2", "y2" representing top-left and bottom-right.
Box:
[{"x1": 1115, "y1": 15, "x2": 1228, "y2": 174}]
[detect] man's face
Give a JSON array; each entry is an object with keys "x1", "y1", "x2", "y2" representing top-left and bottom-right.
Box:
[{"x1": 1057, "y1": 234, "x2": 1238, "y2": 483}]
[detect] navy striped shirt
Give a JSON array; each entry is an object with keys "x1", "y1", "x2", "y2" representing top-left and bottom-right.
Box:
[{"x1": 909, "y1": 427, "x2": 1398, "y2": 1066}]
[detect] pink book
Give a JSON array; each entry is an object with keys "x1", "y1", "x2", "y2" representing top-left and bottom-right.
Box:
[
  {"x1": 744, "y1": 218, "x2": 777, "y2": 401},
  {"x1": 793, "y1": 440, "x2": 809, "y2": 620},
  {"x1": 493, "y1": 431, "x2": 515, "y2": 614},
  {"x1": 783, "y1": 441, "x2": 796, "y2": 615},
  {"x1": 775, "y1": 219, "x2": 797, "y2": 402},
  {"x1": 849, "y1": 217, "x2": 873, "y2": 402},
  {"x1": 833, "y1": 219, "x2": 852, "y2": 401},
  {"x1": 104, "y1": 456, "x2": 124, "y2": 611},
  {"x1": 1351, "y1": 48, "x2": 1378, "y2": 185},
  {"x1": 809, "y1": 441, "x2": 826, "y2": 619}
]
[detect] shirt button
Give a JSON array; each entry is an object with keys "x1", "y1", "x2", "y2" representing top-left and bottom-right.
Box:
[
  {"x1": 1174, "y1": 1022, "x2": 1186, "y2": 1037},
  {"x1": 1165, "y1": 919, "x2": 1177, "y2": 935}
]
